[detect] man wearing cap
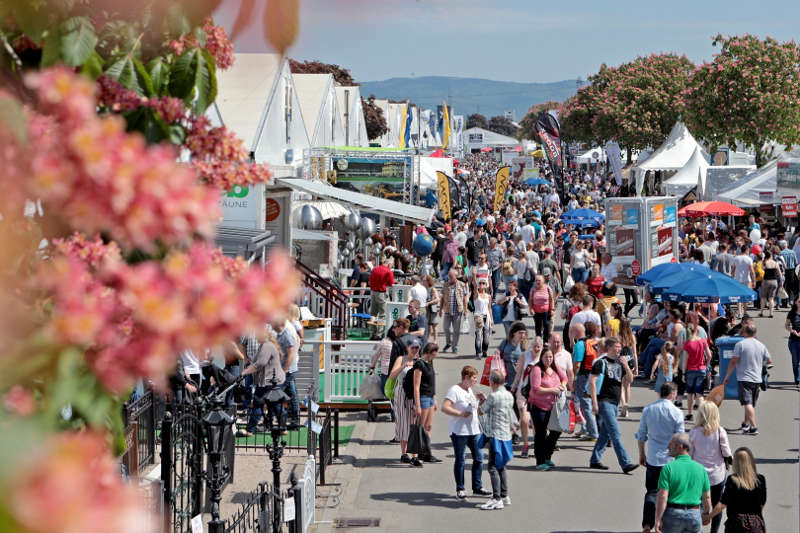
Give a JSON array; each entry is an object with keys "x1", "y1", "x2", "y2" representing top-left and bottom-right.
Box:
[{"x1": 539, "y1": 246, "x2": 560, "y2": 284}]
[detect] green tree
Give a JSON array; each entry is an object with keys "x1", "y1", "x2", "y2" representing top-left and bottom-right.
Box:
[
  {"x1": 289, "y1": 59, "x2": 357, "y2": 86},
  {"x1": 466, "y1": 113, "x2": 489, "y2": 130},
  {"x1": 684, "y1": 34, "x2": 800, "y2": 165},
  {"x1": 362, "y1": 94, "x2": 388, "y2": 140},
  {"x1": 487, "y1": 115, "x2": 518, "y2": 137}
]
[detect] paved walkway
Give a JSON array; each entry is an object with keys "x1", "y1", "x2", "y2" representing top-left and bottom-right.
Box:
[{"x1": 315, "y1": 306, "x2": 799, "y2": 532}]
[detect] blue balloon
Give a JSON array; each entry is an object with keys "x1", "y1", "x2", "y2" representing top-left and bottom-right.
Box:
[{"x1": 412, "y1": 233, "x2": 435, "y2": 257}]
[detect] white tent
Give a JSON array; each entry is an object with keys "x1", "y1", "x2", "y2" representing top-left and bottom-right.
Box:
[
  {"x1": 334, "y1": 86, "x2": 369, "y2": 147},
  {"x1": 717, "y1": 160, "x2": 778, "y2": 207},
  {"x1": 576, "y1": 147, "x2": 606, "y2": 163},
  {"x1": 462, "y1": 127, "x2": 520, "y2": 152},
  {"x1": 293, "y1": 73, "x2": 346, "y2": 148},
  {"x1": 636, "y1": 122, "x2": 707, "y2": 172},
  {"x1": 663, "y1": 146, "x2": 709, "y2": 196},
  {"x1": 419, "y1": 156, "x2": 454, "y2": 188}
]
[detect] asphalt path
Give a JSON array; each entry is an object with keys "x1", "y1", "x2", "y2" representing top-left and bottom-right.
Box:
[{"x1": 318, "y1": 305, "x2": 799, "y2": 533}]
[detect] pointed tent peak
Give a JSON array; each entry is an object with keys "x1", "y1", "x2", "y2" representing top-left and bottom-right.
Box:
[
  {"x1": 663, "y1": 144, "x2": 711, "y2": 197},
  {"x1": 293, "y1": 73, "x2": 335, "y2": 140},
  {"x1": 637, "y1": 121, "x2": 708, "y2": 172},
  {"x1": 687, "y1": 145, "x2": 710, "y2": 169}
]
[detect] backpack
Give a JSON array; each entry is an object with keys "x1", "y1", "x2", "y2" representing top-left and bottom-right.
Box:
[
  {"x1": 584, "y1": 356, "x2": 607, "y2": 395},
  {"x1": 502, "y1": 259, "x2": 516, "y2": 276},
  {"x1": 581, "y1": 338, "x2": 599, "y2": 372},
  {"x1": 402, "y1": 366, "x2": 416, "y2": 398}
]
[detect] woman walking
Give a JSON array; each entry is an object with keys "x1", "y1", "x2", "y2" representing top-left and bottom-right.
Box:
[
  {"x1": 760, "y1": 251, "x2": 779, "y2": 317},
  {"x1": 473, "y1": 279, "x2": 493, "y2": 359},
  {"x1": 511, "y1": 334, "x2": 540, "y2": 457},
  {"x1": 570, "y1": 239, "x2": 590, "y2": 283},
  {"x1": 441, "y1": 365, "x2": 491, "y2": 499},
  {"x1": 390, "y1": 340, "x2": 420, "y2": 465},
  {"x1": 527, "y1": 346, "x2": 568, "y2": 470},
  {"x1": 785, "y1": 294, "x2": 800, "y2": 386},
  {"x1": 478, "y1": 371, "x2": 516, "y2": 510},
  {"x1": 706, "y1": 447, "x2": 766, "y2": 533},
  {"x1": 412, "y1": 342, "x2": 441, "y2": 464},
  {"x1": 690, "y1": 402, "x2": 732, "y2": 533},
  {"x1": 682, "y1": 323, "x2": 712, "y2": 421},
  {"x1": 618, "y1": 318, "x2": 638, "y2": 417},
  {"x1": 423, "y1": 275, "x2": 440, "y2": 343},
  {"x1": 650, "y1": 341, "x2": 675, "y2": 392},
  {"x1": 529, "y1": 274, "x2": 555, "y2": 343}
]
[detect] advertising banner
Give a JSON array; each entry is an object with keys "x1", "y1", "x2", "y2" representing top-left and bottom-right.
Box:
[
  {"x1": 650, "y1": 202, "x2": 664, "y2": 227},
  {"x1": 605, "y1": 140, "x2": 624, "y2": 186},
  {"x1": 783, "y1": 195, "x2": 798, "y2": 218},
  {"x1": 664, "y1": 205, "x2": 677, "y2": 226},
  {"x1": 494, "y1": 166, "x2": 510, "y2": 212},
  {"x1": 437, "y1": 171, "x2": 452, "y2": 220},
  {"x1": 535, "y1": 113, "x2": 562, "y2": 168}
]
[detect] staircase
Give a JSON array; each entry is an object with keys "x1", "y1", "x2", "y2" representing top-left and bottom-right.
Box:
[{"x1": 296, "y1": 259, "x2": 347, "y2": 339}]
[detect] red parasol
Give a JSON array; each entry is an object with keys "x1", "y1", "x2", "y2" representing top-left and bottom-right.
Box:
[
  {"x1": 480, "y1": 147, "x2": 492, "y2": 152},
  {"x1": 678, "y1": 201, "x2": 710, "y2": 218},
  {"x1": 429, "y1": 148, "x2": 444, "y2": 157},
  {"x1": 685, "y1": 201, "x2": 745, "y2": 217}
]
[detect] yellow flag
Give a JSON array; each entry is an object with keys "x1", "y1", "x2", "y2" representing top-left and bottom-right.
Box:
[
  {"x1": 442, "y1": 102, "x2": 451, "y2": 150},
  {"x1": 493, "y1": 166, "x2": 510, "y2": 213},
  {"x1": 436, "y1": 171, "x2": 451, "y2": 220},
  {"x1": 398, "y1": 103, "x2": 408, "y2": 149}
]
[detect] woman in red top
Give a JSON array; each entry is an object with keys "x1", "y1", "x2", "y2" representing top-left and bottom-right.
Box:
[
  {"x1": 681, "y1": 323, "x2": 712, "y2": 421},
  {"x1": 529, "y1": 274, "x2": 555, "y2": 343},
  {"x1": 527, "y1": 346, "x2": 567, "y2": 470},
  {"x1": 585, "y1": 263, "x2": 606, "y2": 300}
]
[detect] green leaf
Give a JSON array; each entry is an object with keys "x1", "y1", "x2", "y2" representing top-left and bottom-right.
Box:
[
  {"x1": 60, "y1": 16, "x2": 98, "y2": 67},
  {"x1": 132, "y1": 57, "x2": 155, "y2": 97},
  {"x1": 168, "y1": 124, "x2": 187, "y2": 145},
  {"x1": 196, "y1": 49, "x2": 218, "y2": 115},
  {"x1": 40, "y1": 27, "x2": 62, "y2": 67},
  {"x1": 0, "y1": 95, "x2": 29, "y2": 143},
  {"x1": 12, "y1": 2, "x2": 49, "y2": 45},
  {"x1": 123, "y1": 107, "x2": 170, "y2": 144},
  {"x1": 80, "y1": 50, "x2": 105, "y2": 80},
  {"x1": 168, "y1": 48, "x2": 199, "y2": 100},
  {"x1": 106, "y1": 57, "x2": 142, "y2": 94},
  {"x1": 148, "y1": 57, "x2": 169, "y2": 96}
]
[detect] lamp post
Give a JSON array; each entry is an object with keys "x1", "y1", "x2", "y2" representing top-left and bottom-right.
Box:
[
  {"x1": 201, "y1": 384, "x2": 236, "y2": 533},
  {"x1": 262, "y1": 373, "x2": 290, "y2": 533}
]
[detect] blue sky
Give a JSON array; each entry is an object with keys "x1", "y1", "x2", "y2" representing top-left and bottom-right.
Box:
[{"x1": 215, "y1": 0, "x2": 800, "y2": 83}]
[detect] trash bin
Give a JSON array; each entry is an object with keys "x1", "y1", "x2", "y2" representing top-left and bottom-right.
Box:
[
  {"x1": 384, "y1": 301, "x2": 409, "y2": 336},
  {"x1": 715, "y1": 336, "x2": 743, "y2": 399}
]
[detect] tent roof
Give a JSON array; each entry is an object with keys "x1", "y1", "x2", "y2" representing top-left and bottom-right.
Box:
[
  {"x1": 215, "y1": 53, "x2": 283, "y2": 150},
  {"x1": 293, "y1": 73, "x2": 333, "y2": 141},
  {"x1": 637, "y1": 122, "x2": 707, "y2": 172},
  {"x1": 463, "y1": 127, "x2": 519, "y2": 146},
  {"x1": 664, "y1": 146, "x2": 709, "y2": 196},
  {"x1": 717, "y1": 160, "x2": 778, "y2": 207},
  {"x1": 277, "y1": 178, "x2": 435, "y2": 224},
  {"x1": 576, "y1": 147, "x2": 606, "y2": 162}
]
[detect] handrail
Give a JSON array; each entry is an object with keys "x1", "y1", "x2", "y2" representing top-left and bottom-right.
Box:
[{"x1": 295, "y1": 258, "x2": 347, "y2": 339}]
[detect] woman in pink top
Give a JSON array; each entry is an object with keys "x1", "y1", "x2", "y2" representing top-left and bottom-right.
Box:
[
  {"x1": 681, "y1": 323, "x2": 711, "y2": 420},
  {"x1": 527, "y1": 346, "x2": 567, "y2": 470},
  {"x1": 529, "y1": 274, "x2": 555, "y2": 343}
]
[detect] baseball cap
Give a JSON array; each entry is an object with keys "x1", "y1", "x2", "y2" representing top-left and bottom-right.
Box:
[
  {"x1": 544, "y1": 247, "x2": 552, "y2": 253},
  {"x1": 405, "y1": 337, "x2": 421, "y2": 349}
]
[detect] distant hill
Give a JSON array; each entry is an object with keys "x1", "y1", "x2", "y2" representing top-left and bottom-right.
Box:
[{"x1": 359, "y1": 76, "x2": 578, "y2": 121}]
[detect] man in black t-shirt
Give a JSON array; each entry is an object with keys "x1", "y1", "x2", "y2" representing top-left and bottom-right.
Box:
[{"x1": 588, "y1": 336, "x2": 638, "y2": 473}]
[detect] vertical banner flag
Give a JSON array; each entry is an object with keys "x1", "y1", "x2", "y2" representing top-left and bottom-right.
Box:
[
  {"x1": 535, "y1": 112, "x2": 562, "y2": 168},
  {"x1": 442, "y1": 101, "x2": 451, "y2": 150},
  {"x1": 437, "y1": 105, "x2": 444, "y2": 146},
  {"x1": 436, "y1": 171, "x2": 452, "y2": 220},
  {"x1": 398, "y1": 103, "x2": 409, "y2": 149},
  {"x1": 605, "y1": 141, "x2": 623, "y2": 186},
  {"x1": 404, "y1": 104, "x2": 413, "y2": 148},
  {"x1": 493, "y1": 166, "x2": 511, "y2": 212}
]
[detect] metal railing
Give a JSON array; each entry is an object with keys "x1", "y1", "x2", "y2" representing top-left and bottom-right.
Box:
[
  {"x1": 122, "y1": 389, "x2": 160, "y2": 473},
  {"x1": 233, "y1": 391, "x2": 317, "y2": 456},
  {"x1": 318, "y1": 408, "x2": 334, "y2": 486},
  {"x1": 308, "y1": 340, "x2": 379, "y2": 403},
  {"x1": 296, "y1": 259, "x2": 347, "y2": 339},
  {"x1": 218, "y1": 481, "x2": 273, "y2": 533}
]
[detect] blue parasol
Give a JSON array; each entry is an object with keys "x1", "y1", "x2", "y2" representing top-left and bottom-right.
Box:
[
  {"x1": 524, "y1": 178, "x2": 550, "y2": 186},
  {"x1": 662, "y1": 274, "x2": 758, "y2": 304},
  {"x1": 560, "y1": 208, "x2": 604, "y2": 221},
  {"x1": 636, "y1": 262, "x2": 691, "y2": 286},
  {"x1": 645, "y1": 264, "x2": 714, "y2": 294}
]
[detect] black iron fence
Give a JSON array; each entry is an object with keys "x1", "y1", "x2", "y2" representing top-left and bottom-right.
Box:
[
  {"x1": 122, "y1": 388, "x2": 162, "y2": 475},
  {"x1": 318, "y1": 408, "x2": 333, "y2": 485},
  {"x1": 161, "y1": 404, "x2": 204, "y2": 533},
  {"x1": 219, "y1": 481, "x2": 273, "y2": 533}
]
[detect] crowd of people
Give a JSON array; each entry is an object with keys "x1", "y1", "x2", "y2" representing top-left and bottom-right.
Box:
[{"x1": 355, "y1": 154, "x2": 777, "y2": 531}]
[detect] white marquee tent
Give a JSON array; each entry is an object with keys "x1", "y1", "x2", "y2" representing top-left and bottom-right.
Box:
[
  {"x1": 293, "y1": 73, "x2": 346, "y2": 148},
  {"x1": 717, "y1": 160, "x2": 778, "y2": 207},
  {"x1": 419, "y1": 156, "x2": 454, "y2": 188},
  {"x1": 663, "y1": 146, "x2": 709, "y2": 197},
  {"x1": 636, "y1": 122, "x2": 707, "y2": 172}
]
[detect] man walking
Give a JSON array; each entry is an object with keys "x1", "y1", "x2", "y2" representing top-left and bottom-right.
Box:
[
  {"x1": 779, "y1": 239, "x2": 798, "y2": 305},
  {"x1": 439, "y1": 270, "x2": 469, "y2": 352},
  {"x1": 731, "y1": 245, "x2": 755, "y2": 317},
  {"x1": 486, "y1": 238, "x2": 504, "y2": 294},
  {"x1": 589, "y1": 336, "x2": 638, "y2": 473},
  {"x1": 636, "y1": 383, "x2": 685, "y2": 533},
  {"x1": 368, "y1": 258, "x2": 395, "y2": 339},
  {"x1": 654, "y1": 433, "x2": 712, "y2": 533},
  {"x1": 722, "y1": 324, "x2": 772, "y2": 435}
]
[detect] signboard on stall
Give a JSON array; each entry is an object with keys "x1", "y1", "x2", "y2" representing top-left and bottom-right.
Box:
[
  {"x1": 783, "y1": 195, "x2": 798, "y2": 218},
  {"x1": 759, "y1": 191, "x2": 774, "y2": 204},
  {"x1": 221, "y1": 183, "x2": 266, "y2": 230},
  {"x1": 649, "y1": 202, "x2": 664, "y2": 227}
]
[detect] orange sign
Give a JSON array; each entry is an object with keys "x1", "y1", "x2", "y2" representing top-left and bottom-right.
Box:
[
  {"x1": 266, "y1": 198, "x2": 281, "y2": 222},
  {"x1": 611, "y1": 204, "x2": 623, "y2": 224},
  {"x1": 652, "y1": 203, "x2": 663, "y2": 224}
]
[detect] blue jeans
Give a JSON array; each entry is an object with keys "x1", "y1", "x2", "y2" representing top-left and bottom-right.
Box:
[
  {"x1": 574, "y1": 373, "x2": 598, "y2": 438},
  {"x1": 661, "y1": 507, "x2": 702, "y2": 533},
  {"x1": 440, "y1": 262, "x2": 452, "y2": 280},
  {"x1": 789, "y1": 340, "x2": 800, "y2": 384},
  {"x1": 420, "y1": 395, "x2": 434, "y2": 409},
  {"x1": 491, "y1": 269, "x2": 502, "y2": 293},
  {"x1": 572, "y1": 266, "x2": 587, "y2": 283},
  {"x1": 282, "y1": 372, "x2": 300, "y2": 424},
  {"x1": 591, "y1": 401, "x2": 632, "y2": 468},
  {"x1": 450, "y1": 434, "x2": 484, "y2": 492}
]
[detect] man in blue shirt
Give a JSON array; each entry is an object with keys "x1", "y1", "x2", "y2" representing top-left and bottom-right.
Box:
[
  {"x1": 636, "y1": 382, "x2": 684, "y2": 533},
  {"x1": 779, "y1": 240, "x2": 798, "y2": 306}
]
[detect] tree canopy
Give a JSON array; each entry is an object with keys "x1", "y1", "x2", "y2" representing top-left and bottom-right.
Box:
[
  {"x1": 289, "y1": 59, "x2": 357, "y2": 86},
  {"x1": 466, "y1": 113, "x2": 489, "y2": 130},
  {"x1": 487, "y1": 115, "x2": 518, "y2": 137},
  {"x1": 362, "y1": 94, "x2": 388, "y2": 140}
]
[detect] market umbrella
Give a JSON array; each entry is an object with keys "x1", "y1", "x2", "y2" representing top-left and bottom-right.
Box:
[
  {"x1": 561, "y1": 218, "x2": 603, "y2": 228},
  {"x1": 685, "y1": 201, "x2": 745, "y2": 217},
  {"x1": 480, "y1": 147, "x2": 492, "y2": 153},
  {"x1": 524, "y1": 178, "x2": 550, "y2": 186},
  {"x1": 645, "y1": 264, "x2": 714, "y2": 294},
  {"x1": 662, "y1": 273, "x2": 757, "y2": 304},
  {"x1": 678, "y1": 201, "x2": 710, "y2": 218},
  {"x1": 560, "y1": 208, "x2": 604, "y2": 222},
  {"x1": 636, "y1": 262, "x2": 694, "y2": 286}
]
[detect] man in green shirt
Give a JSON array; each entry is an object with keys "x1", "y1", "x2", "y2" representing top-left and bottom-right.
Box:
[{"x1": 654, "y1": 433, "x2": 711, "y2": 533}]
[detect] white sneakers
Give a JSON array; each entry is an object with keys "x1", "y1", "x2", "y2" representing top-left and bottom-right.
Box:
[
  {"x1": 480, "y1": 498, "x2": 505, "y2": 510},
  {"x1": 502, "y1": 496, "x2": 511, "y2": 506}
]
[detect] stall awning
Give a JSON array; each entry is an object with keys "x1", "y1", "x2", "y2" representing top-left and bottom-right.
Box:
[{"x1": 277, "y1": 178, "x2": 435, "y2": 224}]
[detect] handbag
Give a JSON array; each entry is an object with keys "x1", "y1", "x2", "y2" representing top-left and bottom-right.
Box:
[
  {"x1": 778, "y1": 286, "x2": 789, "y2": 300},
  {"x1": 548, "y1": 391, "x2": 571, "y2": 433},
  {"x1": 384, "y1": 376, "x2": 397, "y2": 400},
  {"x1": 480, "y1": 353, "x2": 506, "y2": 386},
  {"x1": 406, "y1": 423, "x2": 431, "y2": 456},
  {"x1": 359, "y1": 372, "x2": 385, "y2": 401},
  {"x1": 719, "y1": 429, "x2": 732, "y2": 470},
  {"x1": 564, "y1": 274, "x2": 575, "y2": 292}
]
